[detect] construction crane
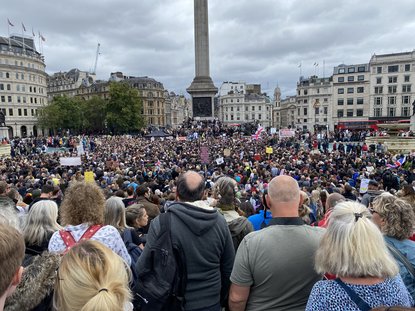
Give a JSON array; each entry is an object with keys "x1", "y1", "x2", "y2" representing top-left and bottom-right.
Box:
[{"x1": 92, "y1": 43, "x2": 100, "y2": 75}]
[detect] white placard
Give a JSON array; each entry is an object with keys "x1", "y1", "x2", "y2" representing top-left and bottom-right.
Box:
[
  {"x1": 60, "y1": 157, "x2": 82, "y2": 166},
  {"x1": 360, "y1": 178, "x2": 370, "y2": 194}
]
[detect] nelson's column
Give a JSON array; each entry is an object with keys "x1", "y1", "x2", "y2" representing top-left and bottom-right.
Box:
[{"x1": 186, "y1": 0, "x2": 218, "y2": 119}]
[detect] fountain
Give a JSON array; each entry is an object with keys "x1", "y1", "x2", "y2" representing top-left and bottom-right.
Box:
[{"x1": 365, "y1": 122, "x2": 415, "y2": 153}]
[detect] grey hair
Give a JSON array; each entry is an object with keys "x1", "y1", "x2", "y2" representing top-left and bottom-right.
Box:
[
  {"x1": 22, "y1": 200, "x2": 61, "y2": 246},
  {"x1": 104, "y1": 196, "x2": 127, "y2": 231},
  {"x1": 0, "y1": 205, "x2": 20, "y2": 231},
  {"x1": 315, "y1": 201, "x2": 398, "y2": 278}
]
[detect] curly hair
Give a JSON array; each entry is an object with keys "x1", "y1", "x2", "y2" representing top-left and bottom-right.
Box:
[
  {"x1": 60, "y1": 182, "x2": 105, "y2": 226},
  {"x1": 372, "y1": 193, "x2": 415, "y2": 240}
]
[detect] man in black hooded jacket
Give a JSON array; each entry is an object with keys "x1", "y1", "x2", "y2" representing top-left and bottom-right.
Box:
[{"x1": 136, "y1": 171, "x2": 235, "y2": 311}]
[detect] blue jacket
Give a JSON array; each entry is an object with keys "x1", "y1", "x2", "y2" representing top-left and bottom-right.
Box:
[
  {"x1": 248, "y1": 210, "x2": 272, "y2": 231},
  {"x1": 384, "y1": 236, "x2": 415, "y2": 300}
]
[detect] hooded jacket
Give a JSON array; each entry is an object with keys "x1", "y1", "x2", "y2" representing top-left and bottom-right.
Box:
[
  {"x1": 5, "y1": 252, "x2": 61, "y2": 311},
  {"x1": 138, "y1": 201, "x2": 235, "y2": 310}
]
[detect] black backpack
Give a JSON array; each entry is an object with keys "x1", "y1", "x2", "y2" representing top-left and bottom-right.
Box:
[{"x1": 134, "y1": 211, "x2": 187, "y2": 311}]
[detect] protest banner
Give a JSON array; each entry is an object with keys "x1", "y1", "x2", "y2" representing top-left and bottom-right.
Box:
[
  {"x1": 266, "y1": 147, "x2": 273, "y2": 154},
  {"x1": 360, "y1": 178, "x2": 370, "y2": 194}
]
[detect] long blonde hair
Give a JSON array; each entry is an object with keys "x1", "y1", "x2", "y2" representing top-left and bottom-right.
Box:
[
  {"x1": 54, "y1": 240, "x2": 131, "y2": 311},
  {"x1": 22, "y1": 200, "x2": 61, "y2": 246}
]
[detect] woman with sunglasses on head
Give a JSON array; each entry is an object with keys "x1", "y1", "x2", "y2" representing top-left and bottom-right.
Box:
[{"x1": 371, "y1": 193, "x2": 415, "y2": 300}]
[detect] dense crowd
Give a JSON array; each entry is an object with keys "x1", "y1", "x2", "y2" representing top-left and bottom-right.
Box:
[{"x1": 0, "y1": 120, "x2": 415, "y2": 311}]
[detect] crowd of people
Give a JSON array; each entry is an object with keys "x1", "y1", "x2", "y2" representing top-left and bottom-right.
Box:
[{"x1": 1, "y1": 120, "x2": 415, "y2": 310}]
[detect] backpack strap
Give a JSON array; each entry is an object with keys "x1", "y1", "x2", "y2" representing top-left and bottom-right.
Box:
[
  {"x1": 386, "y1": 243, "x2": 415, "y2": 278},
  {"x1": 59, "y1": 224, "x2": 102, "y2": 252},
  {"x1": 335, "y1": 278, "x2": 371, "y2": 311}
]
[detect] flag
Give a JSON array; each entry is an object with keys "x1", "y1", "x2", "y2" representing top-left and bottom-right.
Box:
[
  {"x1": 40, "y1": 34, "x2": 45, "y2": 41},
  {"x1": 7, "y1": 19, "x2": 14, "y2": 27},
  {"x1": 251, "y1": 126, "x2": 264, "y2": 140},
  {"x1": 22, "y1": 22, "x2": 26, "y2": 32},
  {"x1": 32, "y1": 28, "x2": 35, "y2": 36}
]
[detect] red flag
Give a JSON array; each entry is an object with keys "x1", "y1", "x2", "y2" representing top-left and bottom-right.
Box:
[
  {"x1": 22, "y1": 22, "x2": 26, "y2": 32},
  {"x1": 7, "y1": 19, "x2": 14, "y2": 27}
]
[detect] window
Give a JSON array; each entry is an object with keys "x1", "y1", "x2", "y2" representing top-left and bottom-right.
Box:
[
  {"x1": 0, "y1": 84, "x2": 3, "y2": 91},
  {"x1": 303, "y1": 119, "x2": 307, "y2": 123},
  {"x1": 388, "y1": 107, "x2": 396, "y2": 116},
  {"x1": 347, "y1": 98, "x2": 354, "y2": 105},
  {"x1": 388, "y1": 65, "x2": 399, "y2": 73},
  {"x1": 402, "y1": 107, "x2": 410, "y2": 116},
  {"x1": 5, "y1": 72, "x2": 9, "y2": 78},
  {"x1": 304, "y1": 90, "x2": 308, "y2": 95},
  {"x1": 258, "y1": 106, "x2": 262, "y2": 111},
  {"x1": 388, "y1": 76, "x2": 397, "y2": 83},
  {"x1": 0, "y1": 96, "x2": 4, "y2": 102},
  {"x1": 348, "y1": 67, "x2": 355, "y2": 73},
  {"x1": 358, "y1": 75, "x2": 364, "y2": 81},
  {"x1": 404, "y1": 75, "x2": 410, "y2": 82},
  {"x1": 324, "y1": 98, "x2": 328, "y2": 102},
  {"x1": 315, "y1": 108, "x2": 319, "y2": 115},
  {"x1": 6, "y1": 84, "x2": 10, "y2": 91},
  {"x1": 376, "y1": 77, "x2": 382, "y2": 84},
  {"x1": 338, "y1": 68, "x2": 345, "y2": 74},
  {"x1": 245, "y1": 106, "x2": 248, "y2": 111},
  {"x1": 405, "y1": 64, "x2": 411, "y2": 72},
  {"x1": 17, "y1": 96, "x2": 20, "y2": 103},
  {"x1": 230, "y1": 115, "x2": 234, "y2": 121},
  {"x1": 258, "y1": 114, "x2": 262, "y2": 120},
  {"x1": 245, "y1": 114, "x2": 248, "y2": 120},
  {"x1": 375, "y1": 97, "x2": 382, "y2": 105},
  {"x1": 24, "y1": 109, "x2": 27, "y2": 116},
  {"x1": 402, "y1": 95, "x2": 411, "y2": 105},
  {"x1": 18, "y1": 109, "x2": 22, "y2": 116},
  {"x1": 338, "y1": 77, "x2": 344, "y2": 82},
  {"x1": 337, "y1": 110, "x2": 344, "y2": 117},
  {"x1": 377, "y1": 67, "x2": 382, "y2": 74},
  {"x1": 251, "y1": 114, "x2": 255, "y2": 120},
  {"x1": 16, "y1": 85, "x2": 20, "y2": 91},
  {"x1": 347, "y1": 87, "x2": 354, "y2": 94},
  {"x1": 374, "y1": 108, "x2": 382, "y2": 117},
  {"x1": 338, "y1": 99, "x2": 344, "y2": 105},
  {"x1": 251, "y1": 106, "x2": 255, "y2": 111},
  {"x1": 357, "y1": 87, "x2": 364, "y2": 93},
  {"x1": 7, "y1": 96, "x2": 11, "y2": 103},
  {"x1": 348, "y1": 76, "x2": 355, "y2": 82},
  {"x1": 388, "y1": 96, "x2": 396, "y2": 105},
  {"x1": 304, "y1": 107, "x2": 308, "y2": 115},
  {"x1": 338, "y1": 88, "x2": 344, "y2": 94},
  {"x1": 347, "y1": 109, "x2": 354, "y2": 117},
  {"x1": 356, "y1": 109, "x2": 364, "y2": 116},
  {"x1": 324, "y1": 107, "x2": 328, "y2": 114},
  {"x1": 402, "y1": 85, "x2": 412, "y2": 93},
  {"x1": 358, "y1": 66, "x2": 366, "y2": 72},
  {"x1": 388, "y1": 85, "x2": 397, "y2": 94},
  {"x1": 356, "y1": 98, "x2": 363, "y2": 105},
  {"x1": 230, "y1": 107, "x2": 233, "y2": 112},
  {"x1": 8, "y1": 108, "x2": 13, "y2": 116},
  {"x1": 15, "y1": 72, "x2": 18, "y2": 79},
  {"x1": 374, "y1": 86, "x2": 383, "y2": 94}
]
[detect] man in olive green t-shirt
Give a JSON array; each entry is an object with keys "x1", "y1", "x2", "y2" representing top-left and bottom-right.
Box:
[{"x1": 229, "y1": 175, "x2": 325, "y2": 311}]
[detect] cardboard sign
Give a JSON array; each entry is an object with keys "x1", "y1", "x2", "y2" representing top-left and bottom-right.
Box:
[
  {"x1": 216, "y1": 157, "x2": 224, "y2": 165},
  {"x1": 266, "y1": 147, "x2": 273, "y2": 154},
  {"x1": 279, "y1": 128, "x2": 295, "y2": 139},
  {"x1": 60, "y1": 157, "x2": 81, "y2": 166},
  {"x1": 84, "y1": 171, "x2": 95, "y2": 183},
  {"x1": 224, "y1": 148, "x2": 231, "y2": 157}
]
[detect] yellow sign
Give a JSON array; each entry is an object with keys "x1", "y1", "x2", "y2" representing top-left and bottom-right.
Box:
[
  {"x1": 266, "y1": 147, "x2": 273, "y2": 154},
  {"x1": 84, "y1": 171, "x2": 95, "y2": 183}
]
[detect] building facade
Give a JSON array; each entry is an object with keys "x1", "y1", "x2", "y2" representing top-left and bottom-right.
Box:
[
  {"x1": 47, "y1": 68, "x2": 96, "y2": 100},
  {"x1": 218, "y1": 81, "x2": 273, "y2": 127},
  {"x1": 164, "y1": 91, "x2": 190, "y2": 128},
  {"x1": 332, "y1": 63, "x2": 371, "y2": 128},
  {"x1": 296, "y1": 76, "x2": 332, "y2": 131},
  {"x1": 0, "y1": 35, "x2": 47, "y2": 137},
  {"x1": 369, "y1": 52, "x2": 415, "y2": 122}
]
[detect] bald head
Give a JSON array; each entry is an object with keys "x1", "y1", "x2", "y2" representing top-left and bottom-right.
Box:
[
  {"x1": 326, "y1": 193, "x2": 345, "y2": 211},
  {"x1": 268, "y1": 175, "x2": 300, "y2": 203},
  {"x1": 176, "y1": 171, "x2": 205, "y2": 202}
]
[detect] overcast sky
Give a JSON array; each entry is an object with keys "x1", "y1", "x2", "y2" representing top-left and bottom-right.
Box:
[{"x1": 2, "y1": 0, "x2": 415, "y2": 98}]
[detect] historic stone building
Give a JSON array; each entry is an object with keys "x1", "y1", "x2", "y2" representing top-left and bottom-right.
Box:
[
  {"x1": 218, "y1": 81, "x2": 273, "y2": 127},
  {"x1": 331, "y1": 63, "x2": 371, "y2": 129},
  {"x1": 369, "y1": 51, "x2": 415, "y2": 122},
  {"x1": 164, "y1": 91, "x2": 190, "y2": 128},
  {"x1": 0, "y1": 35, "x2": 47, "y2": 137},
  {"x1": 296, "y1": 76, "x2": 332, "y2": 131},
  {"x1": 47, "y1": 68, "x2": 96, "y2": 100}
]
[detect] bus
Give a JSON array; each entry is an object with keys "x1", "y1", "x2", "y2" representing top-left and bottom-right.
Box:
[{"x1": 336, "y1": 120, "x2": 379, "y2": 131}]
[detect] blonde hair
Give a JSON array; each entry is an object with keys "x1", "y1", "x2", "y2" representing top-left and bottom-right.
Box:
[
  {"x1": 372, "y1": 193, "x2": 415, "y2": 240},
  {"x1": 60, "y1": 182, "x2": 105, "y2": 226},
  {"x1": 104, "y1": 196, "x2": 127, "y2": 232},
  {"x1": 315, "y1": 201, "x2": 399, "y2": 278},
  {"x1": 213, "y1": 176, "x2": 237, "y2": 211},
  {"x1": 23, "y1": 200, "x2": 61, "y2": 246},
  {"x1": 54, "y1": 240, "x2": 131, "y2": 311}
]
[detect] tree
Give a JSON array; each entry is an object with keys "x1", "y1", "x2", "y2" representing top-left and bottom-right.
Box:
[
  {"x1": 106, "y1": 82, "x2": 145, "y2": 134},
  {"x1": 38, "y1": 95, "x2": 83, "y2": 134},
  {"x1": 82, "y1": 96, "x2": 107, "y2": 134}
]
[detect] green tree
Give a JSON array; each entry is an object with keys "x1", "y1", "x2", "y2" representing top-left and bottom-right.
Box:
[
  {"x1": 106, "y1": 82, "x2": 145, "y2": 134},
  {"x1": 82, "y1": 96, "x2": 107, "y2": 133},
  {"x1": 38, "y1": 95, "x2": 83, "y2": 134}
]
